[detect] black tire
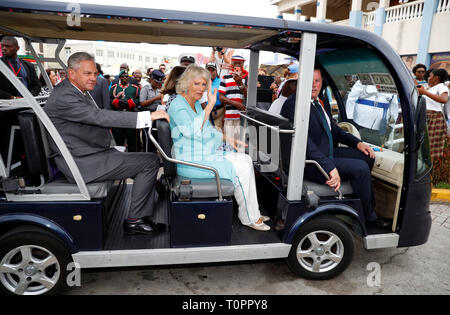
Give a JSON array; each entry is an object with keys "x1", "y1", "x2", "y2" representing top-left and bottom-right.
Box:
[
  {"x1": 287, "y1": 215, "x2": 354, "y2": 280},
  {"x1": 0, "y1": 225, "x2": 73, "y2": 295}
]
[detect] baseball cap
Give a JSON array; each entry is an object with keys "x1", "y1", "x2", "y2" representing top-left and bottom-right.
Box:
[
  {"x1": 231, "y1": 55, "x2": 246, "y2": 62},
  {"x1": 205, "y1": 62, "x2": 217, "y2": 70},
  {"x1": 150, "y1": 70, "x2": 165, "y2": 83},
  {"x1": 288, "y1": 63, "x2": 299, "y2": 74},
  {"x1": 179, "y1": 53, "x2": 197, "y2": 64}
]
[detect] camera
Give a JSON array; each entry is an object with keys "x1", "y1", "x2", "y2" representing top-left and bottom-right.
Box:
[{"x1": 214, "y1": 47, "x2": 224, "y2": 53}]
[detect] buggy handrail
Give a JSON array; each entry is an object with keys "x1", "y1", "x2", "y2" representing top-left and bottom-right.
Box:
[{"x1": 147, "y1": 132, "x2": 224, "y2": 201}]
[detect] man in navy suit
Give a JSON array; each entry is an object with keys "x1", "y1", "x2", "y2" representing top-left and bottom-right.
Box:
[{"x1": 280, "y1": 68, "x2": 390, "y2": 229}]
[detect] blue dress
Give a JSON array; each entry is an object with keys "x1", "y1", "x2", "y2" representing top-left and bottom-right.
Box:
[{"x1": 168, "y1": 95, "x2": 236, "y2": 182}]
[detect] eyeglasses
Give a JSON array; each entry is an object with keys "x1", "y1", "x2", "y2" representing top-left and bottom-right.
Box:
[{"x1": 416, "y1": 70, "x2": 425, "y2": 73}]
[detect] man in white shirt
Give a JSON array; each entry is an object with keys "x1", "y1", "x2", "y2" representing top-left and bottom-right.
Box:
[
  {"x1": 44, "y1": 52, "x2": 169, "y2": 235},
  {"x1": 345, "y1": 79, "x2": 399, "y2": 146},
  {"x1": 269, "y1": 79, "x2": 297, "y2": 115}
]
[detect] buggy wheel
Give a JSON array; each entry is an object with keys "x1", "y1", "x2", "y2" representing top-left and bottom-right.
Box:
[
  {"x1": 0, "y1": 226, "x2": 73, "y2": 295},
  {"x1": 287, "y1": 215, "x2": 354, "y2": 280}
]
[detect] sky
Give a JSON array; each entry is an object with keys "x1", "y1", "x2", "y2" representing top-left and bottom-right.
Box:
[{"x1": 46, "y1": 0, "x2": 289, "y2": 64}]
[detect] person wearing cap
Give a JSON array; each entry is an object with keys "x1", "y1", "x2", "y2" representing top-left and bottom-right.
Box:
[
  {"x1": 139, "y1": 70, "x2": 166, "y2": 152},
  {"x1": 218, "y1": 55, "x2": 248, "y2": 144},
  {"x1": 277, "y1": 63, "x2": 299, "y2": 98},
  {"x1": 179, "y1": 53, "x2": 197, "y2": 67},
  {"x1": 139, "y1": 70, "x2": 165, "y2": 112},
  {"x1": 205, "y1": 62, "x2": 225, "y2": 132},
  {"x1": 110, "y1": 69, "x2": 141, "y2": 152},
  {"x1": 110, "y1": 63, "x2": 138, "y2": 88}
]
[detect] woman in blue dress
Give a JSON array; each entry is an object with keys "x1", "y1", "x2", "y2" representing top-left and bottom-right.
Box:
[{"x1": 167, "y1": 65, "x2": 270, "y2": 231}]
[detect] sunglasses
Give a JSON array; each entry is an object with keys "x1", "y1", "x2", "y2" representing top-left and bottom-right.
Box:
[{"x1": 416, "y1": 70, "x2": 425, "y2": 73}]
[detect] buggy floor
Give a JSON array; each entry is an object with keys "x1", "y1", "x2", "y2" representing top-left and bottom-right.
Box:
[{"x1": 104, "y1": 184, "x2": 282, "y2": 250}]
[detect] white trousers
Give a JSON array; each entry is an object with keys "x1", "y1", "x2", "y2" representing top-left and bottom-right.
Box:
[{"x1": 225, "y1": 152, "x2": 262, "y2": 225}]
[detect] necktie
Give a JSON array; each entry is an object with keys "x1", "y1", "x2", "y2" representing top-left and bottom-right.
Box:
[{"x1": 313, "y1": 100, "x2": 333, "y2": 158}]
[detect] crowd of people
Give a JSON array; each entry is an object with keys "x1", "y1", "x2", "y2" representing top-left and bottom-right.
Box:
[{"x1": 1, "y1": 33, "x2": 449, "y2": 235}]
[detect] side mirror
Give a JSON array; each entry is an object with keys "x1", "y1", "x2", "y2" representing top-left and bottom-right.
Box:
[{"x1": 414, "y1": 96, "x2": 427, "y2": 150}]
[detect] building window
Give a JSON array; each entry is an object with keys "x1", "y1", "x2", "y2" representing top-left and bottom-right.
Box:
[{"x1": 96, "y1": 50, "x2": 103, "y2": 57}]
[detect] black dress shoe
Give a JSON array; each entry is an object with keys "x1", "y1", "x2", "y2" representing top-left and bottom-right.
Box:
[
  {"x1": 143, "y1": 218, "x2": 167, "y2": 232},
  {"x1": 124, "y1": 219, "x2": 166, "y2": 235},
  {"x1": 368, "y1": 217, "x2": 392, "y2": 230}
]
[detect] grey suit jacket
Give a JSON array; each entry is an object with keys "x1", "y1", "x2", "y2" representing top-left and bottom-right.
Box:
[{"x1": 44, "y1": 79, "x2": 138, "y2": 183}]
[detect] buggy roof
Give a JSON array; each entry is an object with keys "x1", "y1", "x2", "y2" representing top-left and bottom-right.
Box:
[
  {"x1": 0, "y1": 0, "x2": 412, "y2": 91},
  {"x1": 1, "y1": 0, "x2": 390, "y2": 52}
]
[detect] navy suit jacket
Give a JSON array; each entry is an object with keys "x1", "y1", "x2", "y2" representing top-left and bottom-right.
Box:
[
  {"x1": 0, "y1": 57, "x2": 41, "y2": 98},
  {"x1": 280, "y1": 92, "x2": 361, "y2": 174}
]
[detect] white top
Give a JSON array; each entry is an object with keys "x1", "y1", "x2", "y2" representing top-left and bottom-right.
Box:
[
  {"x1": 214, "y1": 50, "x2": 230, "y2": 77},
  {"x1": 345, "y1": 80, "x2": 398, "y2": 130},
  {"x1": 268, "y1": 95, "x2": 287, "y2": 115},
  {"x1": 424, "y1": 83, "x2": 449, "y2": 112}
]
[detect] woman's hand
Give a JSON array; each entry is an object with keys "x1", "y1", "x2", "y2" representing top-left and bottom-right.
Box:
[
  {"x1": 204, "y1": 80, "x2": 217, "y2": 116},
  {"x1": 223, "y1": 135, "x2": 248, "y2": 151}
]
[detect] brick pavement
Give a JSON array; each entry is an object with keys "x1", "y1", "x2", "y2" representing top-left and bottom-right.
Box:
[{"x1": 430, "y1": 202, "x2": 450, "y2": 229}]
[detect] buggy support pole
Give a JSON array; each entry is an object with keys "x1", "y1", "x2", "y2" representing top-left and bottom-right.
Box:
[{"x1": 286, "y1": 32, "x2": 317, "y2": 201}]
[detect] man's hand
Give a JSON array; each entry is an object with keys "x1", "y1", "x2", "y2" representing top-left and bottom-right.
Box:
[
  {"x1": 357, "y1": 142, "x2": 375, "y2": 159},
  {"x1": 151, "y1": 110, "x2": 170, "y2": 122},
  {"x1": 326, "y1": 168, "x2": 341, "y2": 192}
]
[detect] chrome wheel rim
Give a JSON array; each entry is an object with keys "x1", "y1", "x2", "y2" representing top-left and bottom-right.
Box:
[
  {"x1": 0, "y1": 245, "x2": 61, "y2": 295},
  {"x1": 296, "y1": 230, "x2": 344, "y2": 273}
]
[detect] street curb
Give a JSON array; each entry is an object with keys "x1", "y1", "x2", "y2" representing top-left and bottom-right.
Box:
[{"x1": 431, "y1": 189, "x2": 450, "y2": 202}]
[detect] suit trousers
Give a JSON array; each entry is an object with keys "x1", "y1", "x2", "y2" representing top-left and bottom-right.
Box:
[
  {"x1": 93, "y1": 152, "x2": 160, "y2": 219},
  {"x1": 305, "y1": 147, "x2": 377, "y2": 223}
]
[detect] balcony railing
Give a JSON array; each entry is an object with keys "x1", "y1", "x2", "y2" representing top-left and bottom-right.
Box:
[
  {"x1": 385, "y1": 0, "x2": 424, "y2": 23},
  {"x1": 363, "y1": 12, "x2": 376, "y2": 27},
  {"x1": 437, "y1": 0, "x2": 450, "y2": 13}
]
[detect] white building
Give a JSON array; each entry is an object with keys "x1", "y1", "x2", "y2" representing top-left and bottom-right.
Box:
[
  {"x1": 42, "y1": 40, "x2": 178, "y2": 75},
  {"x1": 270, "y1": 0, "x2": 450, "y2": 71}
]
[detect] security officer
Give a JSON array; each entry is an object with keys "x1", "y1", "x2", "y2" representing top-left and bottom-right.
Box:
[
  {"x1": 110, "y1": 70, "x2": 141, "y2": 152},
  {"x1": 345, "y1": 80, "x2": 399, "y2": 146}
]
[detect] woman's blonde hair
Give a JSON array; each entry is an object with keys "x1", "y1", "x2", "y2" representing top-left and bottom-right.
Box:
[{"x1": 176, "y1": 64, "x2": 211, "y2": 95}]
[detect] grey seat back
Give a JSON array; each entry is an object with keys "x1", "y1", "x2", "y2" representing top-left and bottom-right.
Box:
[{"x1": 155, "y1": 119, "x2": 234, "y2": 199}]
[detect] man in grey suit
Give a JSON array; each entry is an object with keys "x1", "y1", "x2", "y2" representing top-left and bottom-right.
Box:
[{"x1": 44, "y1": 52, "x2": 170, "y2": 235}]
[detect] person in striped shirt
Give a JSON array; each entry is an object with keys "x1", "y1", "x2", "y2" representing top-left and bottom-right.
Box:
[{"x1": 219, "y1": 55, "x2": 248, "y2": 145}]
